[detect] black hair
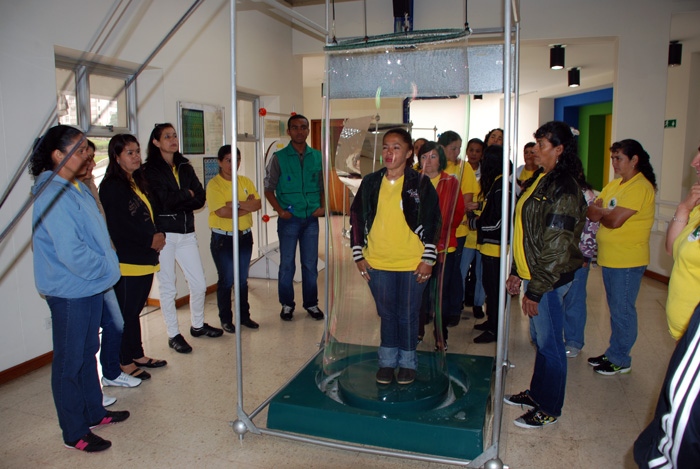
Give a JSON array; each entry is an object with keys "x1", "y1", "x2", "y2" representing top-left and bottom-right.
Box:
[
  {"x1": 287, "y1": 114, "x2": 309, "y2": 130},
  {"x1": 533, "y1": 121, "x2": 581, "y2": 183},
  {"x1": 146, "y1": 123, "x2": 179, "y2": 164},
  {"x1": 29, "y1": 125, "x2": 84, "y2": 177},
  {"x1": 105, "y1": 134, "x2": 148, "y2": 194},
  {"x1": 218, "y1": 144, "x2": 231, "y2": 161},
  {"x1": 467, "y1": 138, "x2": 486, "y2": 152},
  {"x1": 87, "y1": 139, "x2": 96, "y2": 151},
  {"x1": 569, "y1": 153, "x2": 592, "y2": 191},
  {"x1": 437, "y1": 130, "x2": 461, "y2": 148},
  {"x1": 485, "y1": 128, "x2": 504, "y2": 146},
  {"x1": 414, "y1": 137, "x2": 428, "y2": 147},
  {"x1": 479, "y1": 145, "x2": 511, "y2": 198},
  {"x1": 217, "y1": 144, "x2": 241, "y2": 163},
  {"x1": 417, "y1": 141, "x2": 447, "y2": 172},
  {"x1": 610, "y1": 139, "x2": 657, "y2": 190},
  {"x1": 383, "y1": 127, "x2": 414, "y2": 166},
  {"x1": 524, "y1": 142, "x2": 536, "y2": 150}
]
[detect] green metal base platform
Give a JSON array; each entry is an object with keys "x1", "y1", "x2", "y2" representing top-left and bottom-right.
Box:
[{"x1": 267, "y1": 345, "x2": 494, "y2": 460}]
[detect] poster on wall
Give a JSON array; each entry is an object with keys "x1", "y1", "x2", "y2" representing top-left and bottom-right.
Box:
[
  {"x1": 177, "y1": 101, "x2": 225, "y2": 185},
  {"x1": 181, "y1": 108, "x2": 205, "y2": 154}
]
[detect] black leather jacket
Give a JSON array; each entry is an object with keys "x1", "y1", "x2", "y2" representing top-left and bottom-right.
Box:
[
  {"x1": 143, "y1": 153, "x2": 205, "y2": 234},
  {"x1": 514, "y1": 169, "x2": 587, "y2": 302}
]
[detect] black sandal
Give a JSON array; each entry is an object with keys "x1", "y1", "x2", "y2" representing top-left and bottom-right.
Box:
[
  {"x1": 133, "y1": 358, "x2": 167, "y2": 368},
  {"x1": 129, "y1": 367, "x2": 151, "y2": 380}
]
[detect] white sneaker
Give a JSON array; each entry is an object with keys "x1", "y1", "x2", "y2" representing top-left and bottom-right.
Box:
[
  {"x1": 101, "y1": 371, "x2": 141, "y2": 388},
  {"x1": 103, "y1": 395, "x2": 117, "y2": 407},
  {"x1": 565, "y1": 346, "x2": 581, "y2": 358}
]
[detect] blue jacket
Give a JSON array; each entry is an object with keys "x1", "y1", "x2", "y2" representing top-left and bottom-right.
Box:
[{"x1": 32, "y1": 171, "x2": 120, "y2": 298}]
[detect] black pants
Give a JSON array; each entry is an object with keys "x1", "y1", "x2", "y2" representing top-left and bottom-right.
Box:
[
  {"x1": 481, "y1": 254, "x2": 502, "y2": 334},
  {"x1": 114, "y1": 274, "x2": 154, "y2": 366}
]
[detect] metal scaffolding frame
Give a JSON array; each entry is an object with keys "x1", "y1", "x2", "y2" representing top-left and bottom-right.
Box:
[{"x1": 229, "y1": 1, "x2": 521, "y2": 468}]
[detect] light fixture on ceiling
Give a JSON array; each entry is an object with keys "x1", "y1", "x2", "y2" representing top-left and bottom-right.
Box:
[
  {"x1": 550, "y1": 44, "x2": 565, "y2": 70},
  {"x1": 568, "y1": 67, "x2": 580, "y2": 88},
  {"x1": 669, "y1": 41, "x2": 682, "y2": 67}
]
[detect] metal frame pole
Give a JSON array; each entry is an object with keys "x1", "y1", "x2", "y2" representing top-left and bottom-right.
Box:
[{"x1": 230, "y1": 0, "x2": 246, "y2": 434}]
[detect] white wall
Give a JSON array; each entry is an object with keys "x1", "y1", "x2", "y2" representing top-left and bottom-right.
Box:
[{"x1": 0, "y1": 0, "x2": 303, "y2": 371}]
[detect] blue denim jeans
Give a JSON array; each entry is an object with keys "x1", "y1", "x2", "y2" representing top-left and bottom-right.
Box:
[
  {"x1": 368, "y1": 269, "x2": 427, "y2": 370},
  {"x1": 277, "y1": 215, "x2": 319, "y2": 309},
  {"x1": 99, "y1": 288, "x2": 124, "y2": 380},
  {"x1": 47, "y1": 294, "x2": 106, "y2": 443},
  {"x1": 211, "y1": 231, "x2": 253, "y2": 323},
  {"x1": 602, "y1": 265, "x2": 646, "y2": 368},
  {"x1": 526, "y1": 280, "x2": 572, "y2": 417},
  {"x1": 563, "y1": 263, "x2": 590, "y2": 351},
  {"x1": 460, "y1": 245, "x2": 485, "y2": 308}
]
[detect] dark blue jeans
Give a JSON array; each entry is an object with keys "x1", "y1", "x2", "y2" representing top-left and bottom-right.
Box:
[
  {"x1": 47, "y1": 294, "x2": 106, "y2": 443},
  {"x1": 368, "y1": 269, "x2": 427, "y2": 370},
  {"x1": 526, "y1": 280, "x2": 572, "y2": 417},
  {"x1": 563, "y1": 263, "x2": 590, "y2": 351},
  {"x1": 602, "y1": 265, "x2": 646, "y2": 367},
  {"x1": 211, "y1": 231, "x2": 253, "y2": 323},
  {"x1": 99, "y1": 288, "x2": 124, "y2": 380},
  {"x1": 277, "y1": 215, "x2": 319, "y2": 309}
]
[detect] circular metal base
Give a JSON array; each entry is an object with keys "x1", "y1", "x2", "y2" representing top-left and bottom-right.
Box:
[{"x1": 337, "y1": 359, "x2": 450, "y2": 413}]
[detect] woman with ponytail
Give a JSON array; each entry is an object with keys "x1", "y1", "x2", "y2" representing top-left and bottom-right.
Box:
[{"x1": 586, "y1": 139, "x2": 657, "y2": 375}]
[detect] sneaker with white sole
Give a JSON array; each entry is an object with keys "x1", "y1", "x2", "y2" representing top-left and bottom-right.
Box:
[
  {"x1": 587, "y1": 354, "x2": 607, "y2": 367},
  {"x1": 594, "y1": 360, "x2": 631, "y2": 375},
  {"x1": 102, "y1": 395, "x2": 117, "y2": 407},
  {"x1": 513, "y1": 408, "x2": 557, "y2": 428},
  {"x1": 504, "y1": 390, "x2": 537, "y2": 410},
  {"x1": 565, "y1": 346, "x2": 580, "y2": 358},
  {"x1": 64, "y1": 432, "x2": 111, "y2": 452},
  {"x1": 101, "y1": 371, "x2": 141, "y2": 388}
]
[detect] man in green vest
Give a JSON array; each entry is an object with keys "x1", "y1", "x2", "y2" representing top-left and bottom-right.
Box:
[{"x1": 264, "y1": 114, "x2": 325, "y2": 321}]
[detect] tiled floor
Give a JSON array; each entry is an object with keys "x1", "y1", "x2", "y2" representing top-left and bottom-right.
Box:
[{"x1": 0, "y1": 262, "x2": 674, "y2": 468}]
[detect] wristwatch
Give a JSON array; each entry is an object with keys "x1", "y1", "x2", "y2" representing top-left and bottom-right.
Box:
[{"x1": 423, "y1": 259, "x2": 436, "y2": 266}]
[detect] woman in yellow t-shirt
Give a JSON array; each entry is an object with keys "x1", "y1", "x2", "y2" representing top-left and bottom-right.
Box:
[
  {"x1": 207, "y1": 146, "x2": 261, "y2": 333},
  {"x1": 587, "y1": 139, "x2": 657, "y2": 375},
  {"x1": 665, "y1": 147, "x2": 700, "y2": 340},
  {"x1": 437, "y1": 131, "x2": 480, "y2": 326},
  {"x1": 100, "y1": 134, "x2": 167, "y2": 379},
  {"x1": 350, "y1": 129, "x2": 441, "y2": 386},
  {"x1": 517, "y1": 142, "x2": 538, "y2": 189}
]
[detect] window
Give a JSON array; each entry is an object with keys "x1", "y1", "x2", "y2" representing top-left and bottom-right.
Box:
[
  {"x1": 237, "y1": 92, "x2": 259, "y2": 141},
  {"x1": 55, "y1": 56, "x2": 136, "y2": 138}
]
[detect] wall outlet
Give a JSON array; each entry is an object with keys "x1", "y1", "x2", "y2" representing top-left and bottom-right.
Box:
[{"x1": 44, "y1": 317, "x2": 52, "y2": 330}]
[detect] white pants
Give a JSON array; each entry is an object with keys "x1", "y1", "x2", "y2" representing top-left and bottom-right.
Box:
[{"x1": 157, "y1": 232, "x2": 206, "y2": 338}]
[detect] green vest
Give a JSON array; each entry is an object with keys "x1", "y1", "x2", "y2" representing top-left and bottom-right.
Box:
[{"x1": 275, "y1": 143, "x2": 322, "y2": 218}]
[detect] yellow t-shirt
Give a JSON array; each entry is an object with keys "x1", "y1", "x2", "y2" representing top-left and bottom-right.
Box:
[
  {"x1": 119, "y1": 183, "x2": 160, "y2": 276},
  {"x1": 363, "y1": 176, "x2": 424, "y2": 271},
  {"x1": 207, "y1": 174, "x2": 260, "y2": 232},
  {"x1": 445, "y1": 160, "x2": 479, "y2": 239},
  {"x1": 596, "y1": 172, "x2": 655, "y2": 268},
  {"x1": 518, "y1": 168, "x2": 536, "y2": 183},
  {"x1": 513, "y1": 173, "x2": 545, "y2": 280},
  {"x1": 465, "y1": 185, "x2": 483, "y2": 249},
  {"x1": 666, "y1": 205, "x2": 700, "y2": 339}
]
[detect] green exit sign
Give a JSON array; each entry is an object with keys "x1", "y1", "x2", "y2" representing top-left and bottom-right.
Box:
[{"x1": 665, "y1": 119, "x2": 677, "y2": 128}]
